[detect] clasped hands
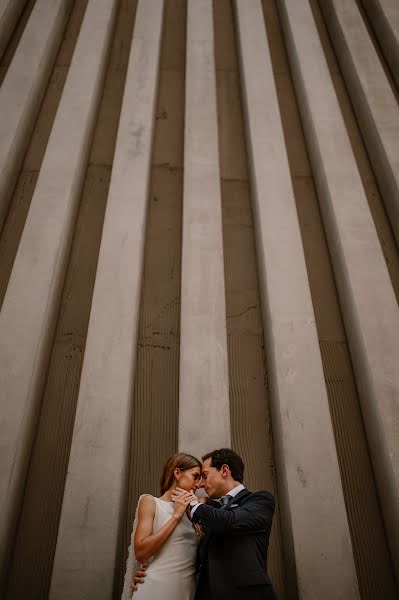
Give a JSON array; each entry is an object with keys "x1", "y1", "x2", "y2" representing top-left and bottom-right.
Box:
[
  {"x1": 171, "y1": 487, "x2": 199, "y2": 509},
  {"x1": 171, "y1": 488, "x2": 207, "y2": 538}
]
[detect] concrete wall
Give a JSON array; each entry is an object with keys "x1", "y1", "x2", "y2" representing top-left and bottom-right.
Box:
[{"x1": 0, "y1": 0, "x2": 398, "y2": 597}]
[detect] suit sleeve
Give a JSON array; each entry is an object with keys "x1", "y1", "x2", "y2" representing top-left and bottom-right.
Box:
[{"x1": 192, "y1": 491, "x2": 275, "y2": 534}]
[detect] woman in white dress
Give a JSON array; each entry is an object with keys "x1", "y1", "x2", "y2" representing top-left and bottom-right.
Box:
[{"x1": 121, "y1": 453, "x2": 202, "y2": 600}]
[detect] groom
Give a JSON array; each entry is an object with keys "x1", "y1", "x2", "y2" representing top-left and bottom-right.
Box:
[{"x1": 134, "y1": 448, "x2": 277, "y2": 599}]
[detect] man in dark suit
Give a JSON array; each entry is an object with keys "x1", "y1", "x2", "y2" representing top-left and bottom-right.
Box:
[
  {"x1": 184, "y1": 448, "x2": 276, "y2": 600},
  {"x1": 132, "y1": 448, "x2": 276, "y2": 599}
]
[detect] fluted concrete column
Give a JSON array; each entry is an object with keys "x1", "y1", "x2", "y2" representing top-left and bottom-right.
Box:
[
  {"x1": 0, "y1": 0, "x2": 27, "y2": 60},
  {"x1": 320, "y1": 0, "x2": 399, "y2": 245},
  {"x1": 179, "y1": 0, "x2": 230, "y2": 459},
  {"x1": 361, "y1": 0, "x2": 399, "y2": 88},
  {"x1": 278, "y1": 0, "x2": 399, "y2": 582},
  {"x1": 0, "y1": 0, "x2": 72, "y2": 231},
  {"x1": 234, "y1": 2, "x2": 359, "y2": 597},
  {"x1": 0, "y1": 0, "x2": 118, "y2": 586},
  {"x1": 49, "y1": 2, "x2": 164, "y2": 598}
]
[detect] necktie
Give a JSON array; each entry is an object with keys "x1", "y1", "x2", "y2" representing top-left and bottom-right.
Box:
[{"x1": 220, "y1": 495, "x2": 231, "y2": 509}]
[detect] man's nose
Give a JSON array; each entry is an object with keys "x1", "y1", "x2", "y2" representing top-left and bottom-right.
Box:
[{"x1": 199, "y1": 480, "x2": 205, "y2": 489}]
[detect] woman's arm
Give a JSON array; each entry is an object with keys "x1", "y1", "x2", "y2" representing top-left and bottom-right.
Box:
[{"x1": 134, "y1": 493, "x2": 193, "y2": 563}]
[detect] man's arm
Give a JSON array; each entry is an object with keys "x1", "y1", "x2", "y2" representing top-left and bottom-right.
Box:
[{"x1": 191, "y1": 491, "x2": 275, "y2": 534}]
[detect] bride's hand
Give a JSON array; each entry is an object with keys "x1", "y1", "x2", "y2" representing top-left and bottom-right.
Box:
[{"x1": 171, "y1": 489, "x2": 196, "y2": 518}]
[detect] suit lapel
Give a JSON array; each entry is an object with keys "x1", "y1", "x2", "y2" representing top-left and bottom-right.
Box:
[{"x1": 226, "y1": 487, "x2": 250, "y2": 509}]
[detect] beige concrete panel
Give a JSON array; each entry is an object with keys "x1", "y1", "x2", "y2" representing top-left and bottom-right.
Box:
[
  {"x1": 278, "y1": 0, "x2": 399, "y2": 582},
  {"x1": 49, "y1": 2, "x2": 164, "y2": 598},
  {"x1": 362, "y1": 0, "x2": 399, "y2": 88},
  {"x1": 0, "y1": 0, "x2": 72, "y2": 232},
  {"x1": 0, "y1": 0, "x2": 118, "y2": 584},
  {"x1": 319, "y1": 0, "x2": 399, "y2": 244},
  {"x1": 0, "y1": 0, "x2": 26, "y2": 60},
  {"x1": 234, "y1": 1, "x2": 360, "y2": 598},
  {"x1": 179, "y1": 0, "x2": 230, "y2": 459}
]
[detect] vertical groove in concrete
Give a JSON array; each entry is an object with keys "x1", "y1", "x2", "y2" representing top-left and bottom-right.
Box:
[
  {"x1": 3, "y1": 1, "x2": 136, "y2": 598},
  {"x1": 0, "y1": 0, "x2": 34, "y2": 85},
  {"x1": 179, "y1": 0, "x2": 230, "y2": 457},
  {"x1": 309, "y1": 0, "x2": 399, "y2": 306},
  {"x1": 213, "y1": 2, "x2": 286, "y2": 598},
  {"x1": 114, "y1": 3, "x2": 187, "y2": 595},
  {"x1": 0, "y1": 0, "x2": 88, "y2": 308}
]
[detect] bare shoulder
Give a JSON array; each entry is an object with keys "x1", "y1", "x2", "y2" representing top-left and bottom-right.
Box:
[{"x1": 138, "y1": 494, "x2": 156, "y2": 517}]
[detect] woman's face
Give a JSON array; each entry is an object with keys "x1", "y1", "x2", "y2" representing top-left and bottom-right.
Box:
[{"x1": 176, "y1": 466, "x2": 201, "y2": 492}]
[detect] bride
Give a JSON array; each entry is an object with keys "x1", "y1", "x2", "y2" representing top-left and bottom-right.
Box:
[{"x1": 121, "y1": 453, "x2": 201, "y2": 599}]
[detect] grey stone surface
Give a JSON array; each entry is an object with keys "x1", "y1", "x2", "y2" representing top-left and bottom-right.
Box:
[
  {"x1": 279, "y1": 0, "x2": 399, "y2": 582},
  {"x1": 320, "y1": 0, "x2": 399, "y2": 245},
  {"x1": 362, "y1": 0, "x2": 399, "y2": 88},
  {"x1": 49, "y1": 2, "x2": 164, "y2": 598},
  {"x1": 0, "y1": 0, "x2": 71, "y2": 231},
  {"x1": 234, "y1": 2, "x2": 359, "y2": 597},
  {"x1": 0, "y1": 0, "x2": 26, "y2": 60},
  {"x1": 0, "y1": 0, "x2": 118, "y2": 583},
  {"x1": 178, "y1": 0, "x2": 230, "y2": 459}
]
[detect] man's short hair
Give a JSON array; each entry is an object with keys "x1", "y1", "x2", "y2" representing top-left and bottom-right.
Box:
[{"x1": 202, "y1": 448, "x2": 244, "y2": 483}]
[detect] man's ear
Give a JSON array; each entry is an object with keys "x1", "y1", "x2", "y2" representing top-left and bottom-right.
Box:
[{"x1": 221, "y1": 464, "x2": 230, "y2": 478}]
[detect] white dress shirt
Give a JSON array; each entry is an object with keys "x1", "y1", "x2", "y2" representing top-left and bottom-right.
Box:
[{"x1": 190, "y1": 483, "x2": 245, "y2": 517}]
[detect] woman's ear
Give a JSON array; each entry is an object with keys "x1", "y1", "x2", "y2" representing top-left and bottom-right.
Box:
[{"x1": 174, "y1": 467, "x2": 181, "y2": 482}]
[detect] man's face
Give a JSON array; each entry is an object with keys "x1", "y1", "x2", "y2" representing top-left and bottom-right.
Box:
[{"x1": 200, "y1": 457, "x2": 227, "y2": 499}]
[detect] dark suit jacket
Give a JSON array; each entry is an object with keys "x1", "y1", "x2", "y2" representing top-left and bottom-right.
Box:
[{"x1": 192, "y1": 488, "x2": 276, "y2": 600}]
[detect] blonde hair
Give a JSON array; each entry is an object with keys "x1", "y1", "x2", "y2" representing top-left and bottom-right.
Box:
[{"x1": 160, "y1": 453, "x2": 201, "y2": 494}]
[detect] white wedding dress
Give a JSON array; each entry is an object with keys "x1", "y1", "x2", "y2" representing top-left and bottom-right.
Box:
[{"x1": 121, "y1": 495, "x2": 199, "y2": 600}]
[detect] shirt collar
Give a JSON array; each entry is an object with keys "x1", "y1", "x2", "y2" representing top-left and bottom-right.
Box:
[
  {"x1": 218, "y1": 483, "x2": 245, "y2": 503},
  {"x1": 227, "y1": 483, "x2": 245, "y2": 498}
]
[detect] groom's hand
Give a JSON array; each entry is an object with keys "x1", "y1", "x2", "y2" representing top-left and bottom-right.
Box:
[{"x1": 131, "y1": 564, "x2": 147, "y2": 592}]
